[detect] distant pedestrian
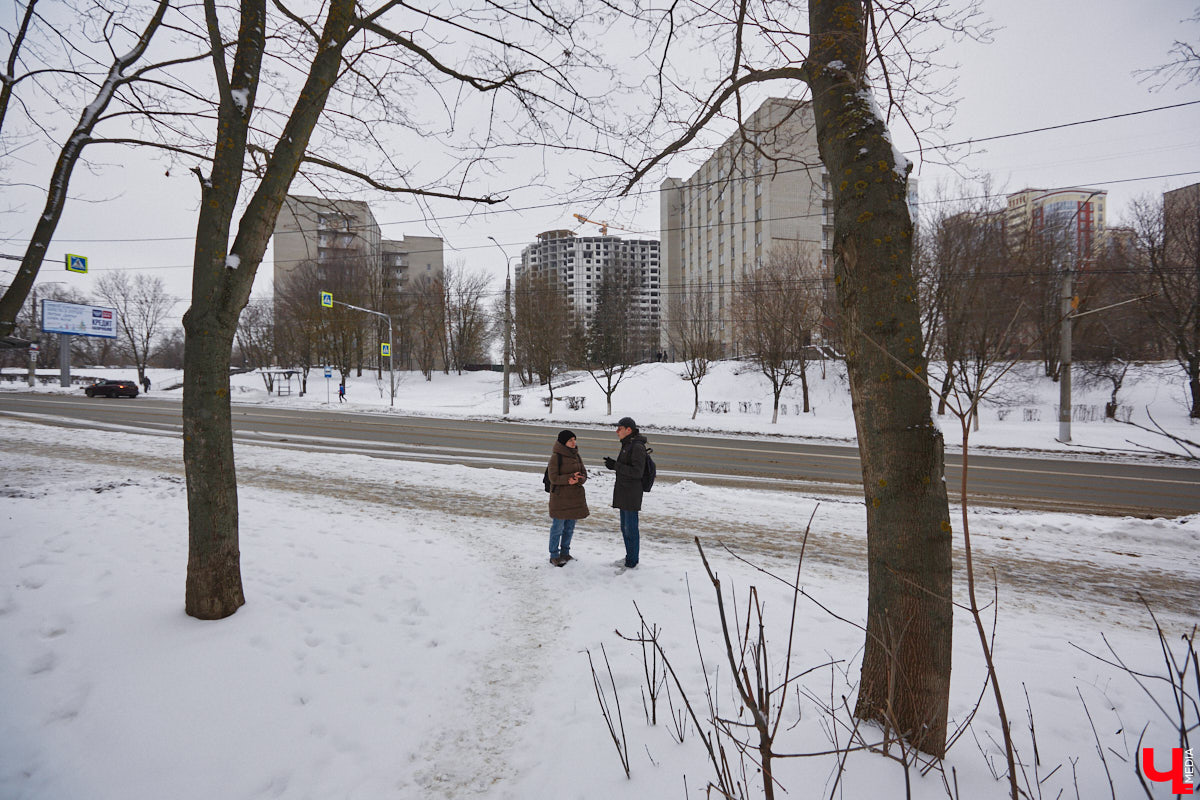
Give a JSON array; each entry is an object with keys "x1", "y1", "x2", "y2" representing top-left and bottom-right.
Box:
[
  {"x1": 603, "y1": 416, "x2": 648, "y2": 569},
  {"x1": 140, "y1": 375, "x2": 151, "y2": 393},
  {"x1": 546, "y1": 430, "x2": 589, "y2": 566},
  {"x1": 338, "y1": 381, "x2": 346, "y2": 403}
]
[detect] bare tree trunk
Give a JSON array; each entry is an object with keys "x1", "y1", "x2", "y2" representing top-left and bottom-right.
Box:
[
  {"x1": 1190, "y1": 356, "x2": 1200, "y2": 418},
  {"x1": 183, "y1": 317, "x2": 245, "y2": 618},
  {"x1": 183, "y1": 0, "x2": 355, "y2": 619},
  {"x1": 936, "y1": 363, "x2": 953, "y2": 415},
  {"x1": 808, "y1": 0, "x2": 954, "y2": 757},
  {"x1": 692, "y1": 382, "x2": 700, "y2": 419},
  {"x1": 799, "y1": 361, "x2": 810, "y2": 413}
]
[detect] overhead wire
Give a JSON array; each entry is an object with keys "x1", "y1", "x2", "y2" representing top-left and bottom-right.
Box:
[{"x1": 2, "y1": 99, "x2": 1197, "y2": 253}]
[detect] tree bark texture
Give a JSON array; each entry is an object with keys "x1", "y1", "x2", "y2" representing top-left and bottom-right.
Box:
[{"x1": 807, "y1": 0, "x2": 954, "y2": 757}]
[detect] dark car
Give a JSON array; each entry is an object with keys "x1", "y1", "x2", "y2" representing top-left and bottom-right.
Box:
[{"x1": 84, "y1": 379, "x2": 139, "y2": 398}]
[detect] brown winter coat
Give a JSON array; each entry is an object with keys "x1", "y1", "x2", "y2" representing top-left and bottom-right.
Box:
[{"x1": 548, "y1": 441, "x2": 590, "y2": 520}]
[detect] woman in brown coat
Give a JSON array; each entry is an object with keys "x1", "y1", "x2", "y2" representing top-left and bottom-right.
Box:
[{"x1": 547, "y1": 429, "x2": 589, "y2": 566}]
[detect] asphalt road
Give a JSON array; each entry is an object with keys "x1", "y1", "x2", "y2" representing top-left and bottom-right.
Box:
[{"x1": 2, "y1": 391, "x2": 1198, "y2": 517}]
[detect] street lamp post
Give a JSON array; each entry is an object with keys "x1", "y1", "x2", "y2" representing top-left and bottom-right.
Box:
[
  {"x1": 487, "y1": 236, "x2": 513, "y2": 416},
  {"x1": 327, "y1": 298, "x2": 395, "y2": 406}
]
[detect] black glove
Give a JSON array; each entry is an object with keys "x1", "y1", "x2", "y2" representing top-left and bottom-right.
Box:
[{"x1": 604, "y1": 456, "x2": 616, "y2": 470}]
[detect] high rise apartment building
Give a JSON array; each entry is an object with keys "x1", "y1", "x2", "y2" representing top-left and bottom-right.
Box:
[
  {"x1": 517, "y1": 229, "x2": 661, "y2": 344},
  {"x1": 1004, "y1": 188, "x2": 1108, "y2": 260},
  {"x1": 272, "y1": 194, "x2": 444, "y2": 303},
  {"x1": 659, "y1": 98, "x2": 828, "y2": 355}
]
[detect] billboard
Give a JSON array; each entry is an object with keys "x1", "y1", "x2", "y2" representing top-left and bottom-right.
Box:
[{"x1": 41, "y1": 299, "x2": 118, "y2": 339}]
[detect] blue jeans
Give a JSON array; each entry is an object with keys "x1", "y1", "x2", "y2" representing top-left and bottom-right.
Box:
[
  {"x1": 620, "y1": 510, "x2": 639, "y2": 567},
  {"x1": 549, "y1": 518, "x2": 576, "y2": 559}
]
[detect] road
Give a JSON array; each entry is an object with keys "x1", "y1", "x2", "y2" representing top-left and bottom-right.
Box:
[{"x1": 2, "y1": 391, "x2": 1198, "y2": 517}]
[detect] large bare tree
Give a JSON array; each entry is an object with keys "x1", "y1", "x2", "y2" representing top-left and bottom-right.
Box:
[
  {"x1": 612, "y1": 0, "x2": 986, "y2": 757},
  {"x1": 233, "y1": 297, "x2": 277, "y2": 389},
  {"x1": 1131, "y1": 190, "x2": 1200, "y2": 417},
  {"x1": 273, "y1": 261, "x2": 326, "y2": 395},
  {"x1": 444, "y1": 263, "x2": 494, "y2": 374},
  {"x1": 408, "y1": 272, "x2": 446, "y2": 381},
  {"x1": 0, "y1": 0, "x2": 195, "y2": 337},
  {"x1": 667, "y1": 280, "x2": 722, "y2": 419},
  {"x1": 733, "y1": 246, "x2": 824, "y2": 422},
  {"x1": 920, "y1": 193, "x2": 1024, "y2": 429},
  {"x1": 95, "y1": 270, "x2": 178, "y2": 386},
  {"x1": 585, "y1": 266, "x2": 645, "y2": 415},
  {"x1": 177, "y1": 0, "x2": 608, "y2": 619},
  {"x1": 513, "y1": 270, "x2": 574, "y2": 413}
]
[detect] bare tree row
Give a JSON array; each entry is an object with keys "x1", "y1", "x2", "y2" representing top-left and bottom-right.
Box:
[
  {"x1": 0, "y1": 271, "x2": 178, "y2": 379},
  {"x1": 916, "y1": 185, "x2": 1200, "y2": 420},
  {"x1": 242, "y1": 258, "x2": 497, "y2": 393}
]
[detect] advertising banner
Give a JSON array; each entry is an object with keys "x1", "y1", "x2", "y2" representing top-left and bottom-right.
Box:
[{"x1": 41, "y1": 300, "x2": 118, "y2": 339}]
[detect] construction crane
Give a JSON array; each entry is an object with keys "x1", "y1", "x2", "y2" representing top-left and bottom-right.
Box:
[
  {"x1": 573, "y1": 213, "x2": 644, "y2": 237},
  {"x1": 572, "y1": 213, "x2": 608, "y2": 235}
]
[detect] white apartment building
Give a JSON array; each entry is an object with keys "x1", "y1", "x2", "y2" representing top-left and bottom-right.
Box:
[
  {"x1": 517, "y1": 229, "x2": 661, "y2": 349},
  {"x1": 659, "y1": 98, "x2": 829, "y2": 356}
]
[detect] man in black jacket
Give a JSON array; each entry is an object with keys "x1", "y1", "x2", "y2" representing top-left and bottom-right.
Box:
[{"x1": 604, "y1": 416, "x2": 647, "y2": 569}]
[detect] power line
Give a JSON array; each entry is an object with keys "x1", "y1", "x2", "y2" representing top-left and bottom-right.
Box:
[
  {"x1": 6, "y1": 166, "x2": 1197, "y2": 278},
  {"x1": 3, "y1": 101, "x2": 1198, "y2": 251},
  {"x1": 7, "y1": 164, "x2": 1198, "y2": 277},
  {"x1": 929, "y1": 100, "x2": 1200, "y2": 151}
]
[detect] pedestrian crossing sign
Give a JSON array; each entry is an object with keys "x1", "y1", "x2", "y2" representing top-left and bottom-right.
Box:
[
  {"x1": 66, "y1": 254, "x2": 88, "y2": 273},
  {"x1": 320, "y1": 291, "x2": 333, "y2": 308},
  {"x1": 381, "y1": 342, "x2": 391, "y2": 357}
]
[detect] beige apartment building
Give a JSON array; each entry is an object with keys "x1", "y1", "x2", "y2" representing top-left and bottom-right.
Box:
[
  {"x1": 272, "y1": 195, "x2": 445, "y2": 367},
  {"x1": 273, "y1": 195, "x2": 383, "y2": 285},
  {"x1": 272, "y1": 194, "x2": 444, "y2": 306},
  {"x1": 1164, "y1": 182, "x2": 1200, "y2": 266},
  {"x1": 659, "y1": 98, "x2": 829, "y2": 356}
]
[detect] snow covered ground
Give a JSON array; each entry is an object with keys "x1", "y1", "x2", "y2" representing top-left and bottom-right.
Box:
[{"x1": 1, "y1": 358, "x2": 1197, "y2": 798}]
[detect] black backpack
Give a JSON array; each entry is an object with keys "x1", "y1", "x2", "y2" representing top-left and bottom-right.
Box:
[
  {"x1": 542, "y1": 453, "x2": 563, "y2": 493},
  {"x1": 641, "y1": 447, "x2": 656, "y2": 492}
]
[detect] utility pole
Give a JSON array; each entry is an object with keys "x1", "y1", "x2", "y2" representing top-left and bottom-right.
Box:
[
  {"x1": 1055, "y1": 190, "x2": 1100, "y2": 444},
  {"x1": 1058, "y1": 265, "x2": 1073, "y2": 442},
  {"x1": 488, "y1": 237, "x2": 512, "y2": 415},
  {"x1": 504, "y1": 268, "x2": 512, "y2": 415}
]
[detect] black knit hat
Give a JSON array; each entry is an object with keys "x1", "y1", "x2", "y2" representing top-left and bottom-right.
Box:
[
  {"x1": 617, "y1": 416, "x2": 637, "y2": 429},
  {"x1": 557, "y1": 429, "x2": 576, "y2": 445}
]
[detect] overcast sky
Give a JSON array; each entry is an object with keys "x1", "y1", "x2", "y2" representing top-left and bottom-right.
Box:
[{"x1": 2, "y1": 0, "x2": 1198, "y2": 315}]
